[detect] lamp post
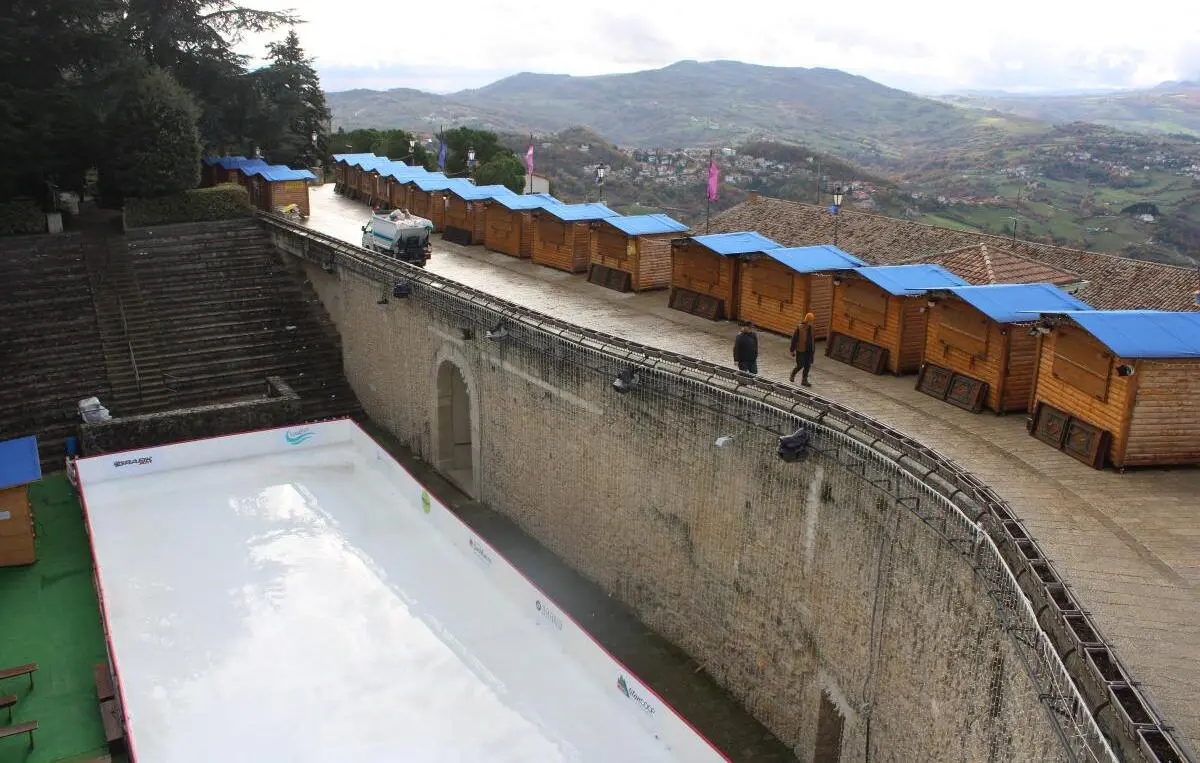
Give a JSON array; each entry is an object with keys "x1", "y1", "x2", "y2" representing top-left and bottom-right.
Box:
[
  {"x1": 595, "y1": 163, "x2": 608, "y2": 201},
  {"x1": 467, "y1": 146, "x2": 477, "y2": 181},
  {"x1": 832, "y1": 185, "x2": 844, "y2": 246},
  {"x1": 407, "y1": 138, "x2": 416, "y2": 164}
]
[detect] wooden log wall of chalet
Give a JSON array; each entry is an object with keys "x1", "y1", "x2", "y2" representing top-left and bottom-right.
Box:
[
  {"x1": 483, "y1": 195, "x2": 560, "y2": 258},
  {"x1": 225, "y1": 158, "x2": 267, "y2": 190},
  {"x1": 826, "y1": 264, "x2": 968, "y2": 376},
  {"x1": 668, "y1": 232, "x2": 781, "y2": 321},
  {"x1": 444, "y1": 185, "x2": 518, "y2": 246},
  {"x1": 429, "y1": 182, "x2": 475, "y2": 233},
  {"x1": 918, "y1": 284, "x2": 1092, "y2": 414},
  {"x1": 1028, "y1": 310, "x2": 1200, "y2": 469},
  {"x1": 244, "y1": 166, "x2": 317, "y2": 216},
  {"x1": 407, "y1": 175, "x2": 454, "y2": 227},
  {"x1": 532, "y1": 203, "x2": 620, "y2": 273},
  {"x1": 331, "y1": 153, "x2": 377, "y2": 193},
  {"x1": 589, "y1": 214, "x2": 690, "y2": 293},
  {"x1": 735, "y1": 245, "x2": 865, "y2": 340},
  {"x1": 387, "y1": 169, "x2": 431, "y2": 212}
]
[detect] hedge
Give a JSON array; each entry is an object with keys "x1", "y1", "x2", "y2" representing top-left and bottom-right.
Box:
[
  {"x1": 0, "y1": 199, "x2": 46, "y2": 236},
  {"x1": 124, "y1": 183, "x2": 254, "y2": 228}
]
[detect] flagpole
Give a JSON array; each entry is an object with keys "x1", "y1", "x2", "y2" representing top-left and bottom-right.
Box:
[
  {"x1": 526, "y1": 133, "x2": 533, "y2": 195},
  {"x1": 706, "y1": 149, "x2": 713, "y2": 234}
]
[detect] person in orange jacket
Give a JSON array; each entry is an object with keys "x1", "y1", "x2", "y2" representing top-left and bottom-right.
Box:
[{"x1": 789, "y1": 313, "x2": 816, "y2": 386}]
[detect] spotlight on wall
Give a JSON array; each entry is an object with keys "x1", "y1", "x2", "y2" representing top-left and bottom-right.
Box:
[
  {"x1": 1116, "y1": 364, "x2": 1135, "y2": 377},
  {"x1": 777, "y1": 426, "x2": 811, "y2": 463},
  {"x1": 612, "y1": 367, "x2": 640, "y2": 394},
  {"x1": 392, "y1": 282, "x2": 411, "y2": 299},
  {"x1": 715, "y1": 435, "x2": 735, "y2": 448},
  {"x1": 832, "y1": 276, "x2": 843, "y2": 286},
  {"x1": 485, "y1": 322, "x2": 508, "y2": 341}
]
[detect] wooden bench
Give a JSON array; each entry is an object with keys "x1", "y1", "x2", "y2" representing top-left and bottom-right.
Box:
[
  {"x1": 93, "y1": 663, "x2": 114, "y2": 701},
  {"x1": 0, "y1": 695, "x2": 14, "y2": 723},
  {"x1": 99, "y1": 699, "x2": 123, "y2": 743},
  {"x1": 0, "y1": 720, "x2": 37, "y2": 748},
  {"x1": 0, "y1": 663, "x2": 37, "y2": 691}
]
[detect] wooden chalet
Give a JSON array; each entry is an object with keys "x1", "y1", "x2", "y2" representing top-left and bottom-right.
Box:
[
  {"x1": 384, "y1": 167, "x2": 430, "y2": 211},
  {"x1": 1028, "y1": 310, "x2": 1200, "y2": 469},
  {"x1": 531, "y1": 203, "x2": 620, "y2": 273},
  {"x1": 481, "y1": 194, "x2": 561, "y2": 258},
  {"x1": 244, "y1": 165, "x2": 318, "y2": 216},
  {"x1": 224, "y1": 158, "x2": 267, "y2": 188},
  {"x1": 735, "y1": 244, "x2": 865, "y2": 339},
  {"x1": 200, "y1": 156, "x2": 227, "y2": 187},
  {"x1": 332, "y1": 153, "x2": 378, "y2": 193},
  {"x1": 407, "y1": 175, "x2": 462, "y2": 231},
  {"x1": 918, "y1": 284, "x2": 1092, "y2": 414},
  {"x1": 826, "y1": 264, "x2": 968, "y2": 375},
  {"x1": 589, "y1": 214, "x2": 690, "y2": 293},
  {"x1": 352, "y1": 157, "x2": 391, "y2": 202},
  {"x1": 444, "y1": 185, "x2": 518, "y2": 246},
  {"x1": 668, "y1": 231, "x2": 781, "y2": 320}
]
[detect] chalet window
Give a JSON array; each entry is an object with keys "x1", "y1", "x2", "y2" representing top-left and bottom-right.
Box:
[
  {"x1": 753, "y1": 266, "x2": 792, "y2": 303},
  {"x1": 541, "y1": 219, "x2": 566, "y2": 245},
  {"x1": 843, "y1": 279, "x2": 888, "y2": 328},
  {"x1": 1051, "y1": 326, "x2": 1112, "y2": 401},
  {"x1": 683, "y1": 249, "x2": 720, "y2": 286},
  {"x1": 938, "y1": 301, "x2": 989, "y2": 359}
]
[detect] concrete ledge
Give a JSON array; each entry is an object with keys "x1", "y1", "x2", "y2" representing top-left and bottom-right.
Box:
[{"x1": 79, "y1": 376, "x2": 302, "y2": 455}]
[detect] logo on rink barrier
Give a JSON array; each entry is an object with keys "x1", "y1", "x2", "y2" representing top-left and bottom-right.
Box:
[
  {"x1": 113, "y1": 456, "x2": 153, "y2": 468},
  {"x1": 534, "y1": 599, "x2": 564, "y2": 631},
  {"x1": 617, "y1": 675, "x2": 657, "y2": 718},
  {"x1": 468, "y1": 537, "x2": 493, "y2": 566},
  {"x1": 284, "y1": 427, "x2": 314, "y2": 446},
  {"x1": 420, "y1": 490, "x2": 432, "y2": 514}
]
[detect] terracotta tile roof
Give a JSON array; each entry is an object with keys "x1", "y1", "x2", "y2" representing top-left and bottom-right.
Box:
[
  {"x1": 712, "y1": 196, "x2": 1200, "y2": 311},
  {"x1": 899, "y1": 243, "x2": 1083, "y2": 288}
]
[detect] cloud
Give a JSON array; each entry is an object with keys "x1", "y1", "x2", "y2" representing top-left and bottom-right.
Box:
[{"x1": 236, "y1": 0, "x2": 1200, "y2": 94}]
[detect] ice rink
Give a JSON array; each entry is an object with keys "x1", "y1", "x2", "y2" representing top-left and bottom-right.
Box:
[{"x1": 75, "y1": 421, "x2": 723, "y2": 762}]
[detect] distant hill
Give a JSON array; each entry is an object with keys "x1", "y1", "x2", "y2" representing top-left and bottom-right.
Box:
[
  {"x1": 326, "y1": 60, "x2": 1049, "y2": 166},
  {"x1": 938, "y1": 82, "x2": 1200, "y2": 137}
]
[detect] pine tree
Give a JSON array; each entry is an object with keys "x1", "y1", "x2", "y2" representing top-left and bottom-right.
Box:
[
  {"x1": 254, "y1": 30, "x2": 330, "y2": 167},
  {"x1": 108, "y1": 66, "x2": 202, "y2": 198}
]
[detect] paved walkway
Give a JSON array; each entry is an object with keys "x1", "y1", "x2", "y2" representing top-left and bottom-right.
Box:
[{"x1": 306, "y1": 185, "x2": 1200, "y2": 752}]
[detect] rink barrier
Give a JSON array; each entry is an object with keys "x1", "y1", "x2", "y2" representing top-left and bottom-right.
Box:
[{"x1": 75, "y1": 419, "x2": 729, "y2": 762}]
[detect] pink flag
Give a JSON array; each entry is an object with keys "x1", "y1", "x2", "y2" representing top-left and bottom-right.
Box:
[
  {"x1": 525, "y1": 137, "x2": 534, "y2": 175},
  {"x1": 707, "y1": 155, "x2": 719, "y2": 202}
]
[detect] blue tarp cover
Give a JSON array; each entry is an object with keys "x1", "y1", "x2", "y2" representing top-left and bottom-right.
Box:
[
  {"x1": 332, "y1": 153, "x2": 378, "y2": 162},
  {"x1": 490, "y1": 193, "x2": 562, "y2": 211},
  {"x1": 853, "y1": 264, "x2": 969, "y2": 296},
  {"x1": 1037, "y1": 310, "x2": 1200, "y2": 359},
  {"x1": 689, "y1": 231, "x2": 781, "y2": 256},
  {"x1": 0, "y1": 435, "x2": 41, "y2": 490},
  {"x1": 244, "y1": 165, "x2": 317, "y2": 182},
  {"x1": 942, "y1": 284, "x2": 1092, "y2": 324},
  {"x1": 215, "y1": 156, "x2": 265, "y2": 170},
  {"x1": 380, "y1": 163, "x2": 429, "y2": 180},
  {"x1": 763, "y1": 245, "x2": 865, "y2": 273},
  {"x1": 450, "y1": 184, "x2": 520, "y2": 202},
  {"x1": 603, "y1": 214, "x2": 689, "y2": 236},
  {"x1": 413, "y1": 176, "x2": 473, "y2": 192},
  {"x1": 539, "y1": 203, "x2": 620, "y2": 222}
]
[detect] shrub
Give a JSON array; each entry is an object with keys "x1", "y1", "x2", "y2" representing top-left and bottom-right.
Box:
[
  {"x1": 109, "y1": 67, "x2": 202, "y2": 198},
  {"x1": 124, "y1": 184, "x2": 254, "y2": 228},
  {"x1": 0, "y1": 199, "x2": 46, "y2": 236}
]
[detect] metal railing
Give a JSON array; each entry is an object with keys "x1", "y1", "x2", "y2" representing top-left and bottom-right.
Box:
[
  {"x1": 258, "y1": 212, "x2": 1187, "y2": 763},
  {"x1": 115, "y1": 293, "x2": 142, "y2": 397}
]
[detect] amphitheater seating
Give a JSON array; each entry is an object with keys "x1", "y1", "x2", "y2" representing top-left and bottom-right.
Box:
[
  {"x1": 0, "y1": 233, "x2": 111, "y2": 471},
  {"x1": 91, "y1": 219, "x2": 360, "y2": 422}
]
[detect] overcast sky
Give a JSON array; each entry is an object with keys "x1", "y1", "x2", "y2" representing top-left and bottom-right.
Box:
[{"x1": 236, "y1": 0, "x2": 1200, "y2": 95}]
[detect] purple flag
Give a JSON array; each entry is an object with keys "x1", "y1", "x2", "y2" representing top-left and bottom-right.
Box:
[
  {"x1": 707, "y1": 156, "x2": 719, "y2": 202},
  {"x1": 525, "y1": 137, "x2": 534, "y2": 175}
]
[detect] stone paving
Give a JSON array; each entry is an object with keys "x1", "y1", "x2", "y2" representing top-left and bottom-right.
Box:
[{"x1": 305, "y1": 184, "x2": 1200, "y2": 753}]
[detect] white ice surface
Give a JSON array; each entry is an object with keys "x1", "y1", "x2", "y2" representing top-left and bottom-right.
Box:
[{"x1": 83, "y1": 443, "x2": 678, "y2": 763}]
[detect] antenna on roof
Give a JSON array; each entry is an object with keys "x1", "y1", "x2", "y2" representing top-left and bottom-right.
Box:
[{"x1": 1010, "y1": 186, "x2": 1023, "y2": 247}]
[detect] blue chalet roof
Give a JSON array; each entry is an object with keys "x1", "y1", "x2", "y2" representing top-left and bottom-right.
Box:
[
  {"x1": 348, "y1": 156, "x2": 390, "y2": 170},
  {"x1": 489, "y1": 193, "x2": 563, "y2": 211},
  {"x1": 332, "y1": 152, "x2": 378, "y2": 163},
  {"x1": 539, "y1": 203, "x2": 620, "y2": 222},
  {"x1": 380, "y1": 162, "x2": 429, "y2": 180},
  {"x1": 763, "y1": 245, "x2": 865, "y2": 273},
  {"x1": 0, "y1": 435, "x2": 41, "y2": 490},
  {"x1": 412, "y1": 175, "x2": 467, "y2": 192},
  {"x1": 450, "y1": 184, "x2": 519, "y2": 202},
  {"x1": 603, "y1": 214, "x2": 689, "y2": 236},
  {"x1": 245, "y1": 165, "x2": 317, "y2": 182},
  {"x1": 202, "y1": 156, "x2": 229, "y2": 166},
  {"x1": 394, "y1": 171, "x2": 446, "y2": 187},
  {"x1": 216, "y1": 156, "x2": 265, "y2": 170},
  {"x1": 689, "y1": 231, "x2": 782, "y2": 256},
  {"x1": 1040, "y1": 310, "x2": 1200, "y2": 359},
  {"x1": 941, "y1": 283, "x2": 1092, "y2": 324},
  {"x1": 853, "y1": 264, "x2": 969, "y2": 296}
]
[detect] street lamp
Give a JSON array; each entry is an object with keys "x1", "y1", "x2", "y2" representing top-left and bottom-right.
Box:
[
  {"x1": 595, "y1": 163, "x2": 608, "y2": 201},
  {"x1": 467, "y1": 146, "x2": 477, "y2": 180},
  {"x1": 831, "y1": 185, "x2": 844, "y2": 246}
]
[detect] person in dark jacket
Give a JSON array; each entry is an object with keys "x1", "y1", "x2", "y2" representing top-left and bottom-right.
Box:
[
  {"x1": 733, "y1": 322, "x2": 758, "y2": 374},
  {"x1": 789, "y1": 312, "x2": 816, "y2": 386}
]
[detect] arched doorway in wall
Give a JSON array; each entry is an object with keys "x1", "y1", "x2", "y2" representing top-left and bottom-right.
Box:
[{"x1": 435, "y1": 359, "x2": 476, "y2": 497}]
